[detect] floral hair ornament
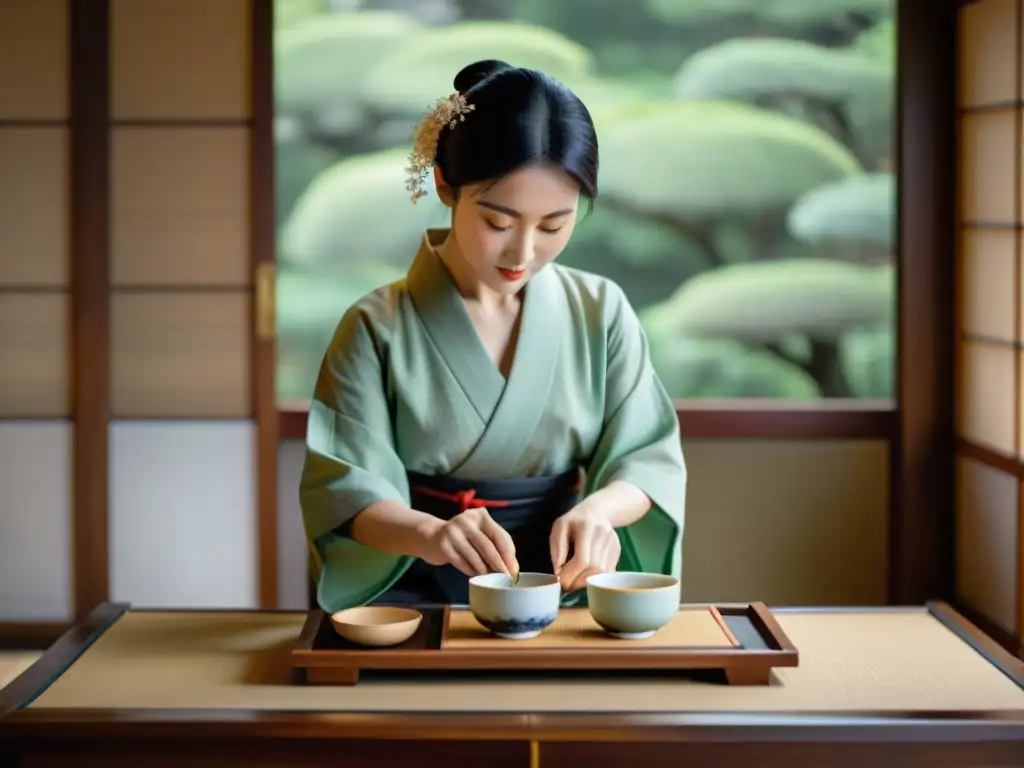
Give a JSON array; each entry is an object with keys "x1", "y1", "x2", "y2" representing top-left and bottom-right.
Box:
[{"x1": 405, "y1": 91, "x2": 475, "y2": 203}]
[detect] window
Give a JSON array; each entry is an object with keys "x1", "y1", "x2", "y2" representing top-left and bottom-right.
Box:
[
  {"x1": 272, "y1": 0, "x2": 896, "y2": 435},
  {"x1": 954, "y1": 0, "x2": 1024, "y2": 643}
]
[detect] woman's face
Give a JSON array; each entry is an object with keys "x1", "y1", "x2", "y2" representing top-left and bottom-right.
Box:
[{"x1": 437, "y1": 163, "x2": 581, "y2": 296}]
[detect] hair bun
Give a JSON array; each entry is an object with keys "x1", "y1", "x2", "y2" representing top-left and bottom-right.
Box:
[{"x1": 453, "y1": 59, "x2": 513, "y2": 93}]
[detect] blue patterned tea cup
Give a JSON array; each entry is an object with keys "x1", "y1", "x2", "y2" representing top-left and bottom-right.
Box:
[{"x1": 468, "y1": 572, "x2": 561, "y2": 639}]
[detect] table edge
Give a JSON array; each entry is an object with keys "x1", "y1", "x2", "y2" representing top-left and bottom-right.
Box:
[
  {"x1": 2, "y1": 600, "x2": 1024, "y2": 743},
  {"x1": 0, "y1": 601, "x2": 126, "y2": 718},
  {"x1": 5, "y1": 709, "x2": 1024, "y2": 743}
]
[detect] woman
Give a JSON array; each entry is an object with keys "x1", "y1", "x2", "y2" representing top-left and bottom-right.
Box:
[{"x1": 300, "y1": 59, "x2": 687, "y2": 611}]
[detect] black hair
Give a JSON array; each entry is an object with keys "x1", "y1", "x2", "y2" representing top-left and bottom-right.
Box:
[{"x1": 434, "y1": 59, "x2": 599, "y2": 208}]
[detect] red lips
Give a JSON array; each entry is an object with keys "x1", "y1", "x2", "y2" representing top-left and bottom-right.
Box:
[{"x1": 497, "y1": 267, "x2": 526, "y2": 281}]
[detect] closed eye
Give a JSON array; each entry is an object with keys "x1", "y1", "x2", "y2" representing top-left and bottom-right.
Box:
[{"x1": 484, "y1": 218, "x2": 565, "y2": 235}]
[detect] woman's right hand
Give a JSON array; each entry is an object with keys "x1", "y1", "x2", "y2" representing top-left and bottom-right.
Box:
[{"x1": 417, "y1": 507, "x2": 519, "y2": 577}]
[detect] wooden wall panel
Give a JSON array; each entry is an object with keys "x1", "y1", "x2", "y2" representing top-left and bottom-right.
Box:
[
  {"x1": 0, "y1": 295, "x2": 69, "y2": 417},
  {"x1": 0, "y1": 0, "x2": 68, "y2": 119},
  {"x1": 959, "y1": 110, "x2": 1016, "y2": 224},
  {"x1": 110, "y1": 293, "x2": 251, "y2": 418},
  {"x1": 0, "y1": 0, "x2": 73, "y2": 633},
  {"x1": 959, "y1": 0, "x2": 1018, "y2": 106},
  {"x1": 958, "y1": 340, "x2": 1017, "y2": 455},
  {"x1": 957, "y1": 456, "x2": 1018, "y2": 633},
  {"x1": 0, "y1": 128, "x2": 69, "y2": 286},
  {"x1": 109, "y1": 124, "x2": 252, "y2": 417},
  {"x1": 955, "y1": 0, "x2": 1024, "y2": 649},
  {"x1": 109, "y1": 0, "x2": 250, "y2": 120},
  {"x1": 680, "y1": 440, "x2": 890, "y2": 606},
  {"x1": 0, "y1": 127, "x2": 69, "y2": 417},
  {"x1": 110, "y1": 128, "x2": 250, "y2": 287},
  {"x1": 958, "y1": 228, "x2": 1016, "y2": 341},
  {"x1": 104, "y1": 0, "x2": 268, "y2": 609}
]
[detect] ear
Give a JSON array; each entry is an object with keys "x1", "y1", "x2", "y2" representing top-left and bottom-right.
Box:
[{"x1": 433, "y1": 166, "x2": 455, "y2": 207}]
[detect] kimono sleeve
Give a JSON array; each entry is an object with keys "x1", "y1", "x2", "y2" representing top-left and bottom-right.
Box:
[
  {"x1": 585, "y1": 283, "x2": 687, "y2": 579},
  {"x1": 299, "y1": 305, "x2": 410, "y2": 544}
]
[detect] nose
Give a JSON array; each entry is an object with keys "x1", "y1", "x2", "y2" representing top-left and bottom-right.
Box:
[{"x1": 507, "y1": 229, "x2": 535, "y2": 267}]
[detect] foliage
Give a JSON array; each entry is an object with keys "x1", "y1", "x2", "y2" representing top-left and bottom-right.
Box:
[
  {"x1": 672, "y1": 37, "x2": 891, "y2": 170},
  {"x1": 560, "y1": 204, "x2": 712, "y2": 308},
  {"x1": 271, "y1": 0, "x2": 897, "y2": 402},
  {"x1": 599, "y1": 102, "x2": 860, "y2": 221},
  {"x1": 281, "y1": 148, "x2": 449, "y2": 272},
  {"x1": 840, "y1": 328, "x2": 893, "y2": 398},
  {"x1": 646, "y1": 0, "x2": 891, "y2": 28},
  {"x1": 787, "y1": 172, "x2": 894, "y2": 254},
  {"x1": 360, "y1": 22, "x2": 595, "y2": 116},
  {"x1": 641, "y1": 259, "x2": 892, "y2": 342},
  {"x1": 644, "y1": 334, "x2": 821, "y2": 398},
  {"x1": 855, "y1": 17, "x2": 895, "y2": 60},
  {"x1": 275, "y1": 11, "x2": 420, "y2": 123},
  {"x1": 275, "y1": 132, "x2": 338, "y2": 229},
  {"x1": 274, "y1": 0, "x2": 328, "y2": 31},
  {"x1": 673, "y1": 37, "x2": 888, "y2": 104},
  {"x1": 760, "y1": 0, "x2": 892, "y2": 26}
]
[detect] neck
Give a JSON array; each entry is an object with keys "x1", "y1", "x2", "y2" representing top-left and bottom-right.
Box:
[{"x1": 434, "y1": 231, "x2": 520, "y2": 313}]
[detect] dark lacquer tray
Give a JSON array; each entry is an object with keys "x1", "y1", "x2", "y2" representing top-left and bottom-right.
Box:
[{"x1": 290, "y1": 602, "x2": 798, "y2": 686}]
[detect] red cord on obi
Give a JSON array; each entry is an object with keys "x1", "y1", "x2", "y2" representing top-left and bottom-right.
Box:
[{"x1": 412, "y1": 485, "x2": 510, "y2": 514}]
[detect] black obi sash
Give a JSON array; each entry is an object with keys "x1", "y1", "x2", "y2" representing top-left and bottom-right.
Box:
[{"x1": 371, "y1": 468, "x2": 582, "y2": 606}]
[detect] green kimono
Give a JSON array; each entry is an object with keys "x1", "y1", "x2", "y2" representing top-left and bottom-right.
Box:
[{"x1": 300, "y1": 229, "x2": 687, "y2": 612}]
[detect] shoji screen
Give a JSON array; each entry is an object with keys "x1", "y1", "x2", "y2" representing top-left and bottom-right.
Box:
[
  {"x1": 0, "y1": 1, "x2": 73, "y2": 624},
  {"x1": 956, "y1": 0, "x2": 1024, "y2": 641},
  {"x1": 107, "y1": 0, "x2": 258, "y2": 608}
]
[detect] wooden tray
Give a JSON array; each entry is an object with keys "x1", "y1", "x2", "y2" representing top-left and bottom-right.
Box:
[{"x1": 291, "y1": 603, "x2": 798, "y2": 686}]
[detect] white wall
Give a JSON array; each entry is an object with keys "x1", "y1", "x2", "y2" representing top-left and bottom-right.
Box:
[
  {"x1": 108, "y1": 421, "x2": 257, "y2": 609},
  {"x1": 0, "y1": 422, "x2": 73, "y2": 621}
]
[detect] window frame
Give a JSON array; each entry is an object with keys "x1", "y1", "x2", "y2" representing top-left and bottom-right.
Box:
[
  {"x1": 0, "y1": 0, "x2": 960, "y2": 652},
  {"x1": 268, "y1": 0, "x2": 959, "y2": 612},
  {"x1": 273, "y1": 0, "x2": 904, "y2": 444}
]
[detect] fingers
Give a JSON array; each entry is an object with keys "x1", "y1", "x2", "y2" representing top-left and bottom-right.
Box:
[
  {"x1": 439, "y1": 537, "x2": 475, "y2": 576},
  {"x1": 481, "y1": 516, "x2": 519, "y2": 575},
  {"x1": 438, "y1": 507, "x2": 518, "y2": 577},
  {"x1": 598, "y1": 533, "x2": 621, "y2": 572},
  {"x1": 549, "y1": 520, "x2": 570, "y2": 575},
  {"x1": 560, "y1": 558, "x2": 598, "y2": 593},
  {"x1": 463, "y1": 524, "x2": 511, "y2": 575},
  {"x1": 565, "y1": 536, "x2": 619, "y2": 592},
  {"x1": 447, "y1": 528, "x2": 489, "y2": 575},
  {"x1": 570, "y1": 567, "x2": 601, "y2": 594},
  {"x1": 559, "y1": 524, "x2": 594, "y2": 590},
  {"x1": 559, "y1": 528, "x2": 621, "y2": 592}
]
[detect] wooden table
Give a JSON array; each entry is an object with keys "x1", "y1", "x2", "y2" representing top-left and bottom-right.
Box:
[{"x1": 2, "y1": 601, "x2": 1024, "y2": 767}]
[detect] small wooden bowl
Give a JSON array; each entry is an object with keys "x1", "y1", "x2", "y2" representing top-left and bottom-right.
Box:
[{"x1": 330, "y1": 606, "x2": 423, "y2": 647}]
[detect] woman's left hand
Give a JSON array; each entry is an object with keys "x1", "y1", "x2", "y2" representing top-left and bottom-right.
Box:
[{"x1": 550, "y1": 504, "x2": 621, "y2": 592}]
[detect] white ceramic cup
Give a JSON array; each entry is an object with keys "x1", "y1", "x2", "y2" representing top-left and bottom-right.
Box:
[
  {"x1": 586, "y1": 572, "x2": 681, "y2": 639},
  {"x1": 468, "y1": 572, "x2": 561, "y2": 639}
]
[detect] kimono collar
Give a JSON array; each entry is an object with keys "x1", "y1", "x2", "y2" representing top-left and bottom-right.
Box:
[{"x1": 404, "y1": 228, "x2": 565, "y2": 460}]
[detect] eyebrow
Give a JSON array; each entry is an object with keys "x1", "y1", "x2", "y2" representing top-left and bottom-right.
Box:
[{"x1": 477, "y1": 201, "x2": 575, "y2": 220}]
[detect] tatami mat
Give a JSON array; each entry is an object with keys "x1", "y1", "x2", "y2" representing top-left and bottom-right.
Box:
[
  {"x1": 27, "y1": 610, "x2": 1024, "y2": 713},
  {"x1": 0, "y1": 651, "x2": 41, "y2": 691}
]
